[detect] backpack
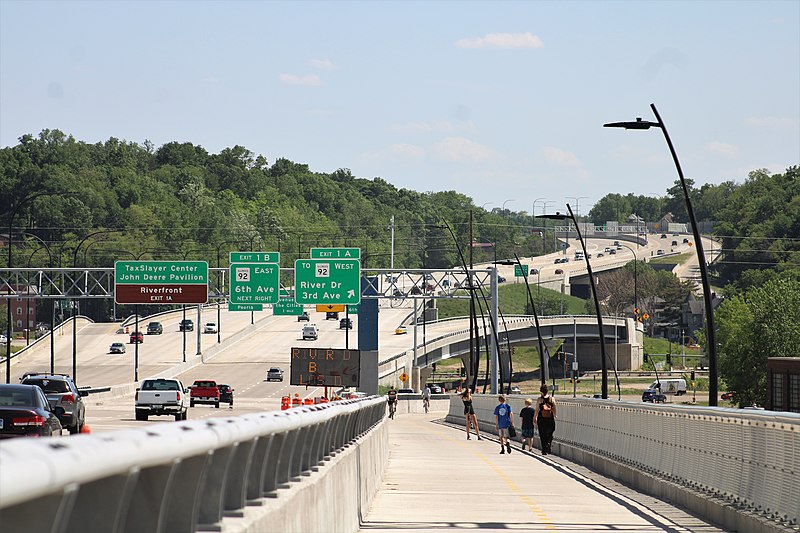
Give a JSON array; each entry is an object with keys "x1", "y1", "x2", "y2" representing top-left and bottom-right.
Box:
[{"x1": 540, "y1": 397, "x2": 553, "y2": 418}]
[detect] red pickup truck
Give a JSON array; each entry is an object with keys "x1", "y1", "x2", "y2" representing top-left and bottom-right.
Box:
[{"x1": 189, "y1": 380, "x2": 220, "y2": 408}]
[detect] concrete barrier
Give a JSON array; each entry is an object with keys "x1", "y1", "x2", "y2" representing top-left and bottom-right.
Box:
[
  {"x1": 0, "y1": 397, "x2": 388, "y2": 533},
  {"x1": 446, "y1": 395, "x2": 799, "y2": 532}
]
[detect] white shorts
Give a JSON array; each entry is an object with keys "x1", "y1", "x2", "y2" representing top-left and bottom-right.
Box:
[{"x1": 498, "y1": 427, "x2": 510, "y2": 437}]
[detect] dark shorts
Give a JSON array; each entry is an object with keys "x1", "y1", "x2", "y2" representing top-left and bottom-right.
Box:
[
  {"x1": 521, "y1": 428, "x2": 535, "y2": 438},
  {"x1": 464, "y1": 405, "x2": 475, "y2": 415}
]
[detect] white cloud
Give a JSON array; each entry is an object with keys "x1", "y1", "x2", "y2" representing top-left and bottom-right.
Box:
[
  {"x1": 744, "y1": 116, "x2": 795, "y2": 128},
  {"x1": 541, "y1": 146, "x2": 581, "y2": 166},
  {"x1": 390, "y1": 143, "x2": 426, "y2": 158},
  {"x1": 706, "y1": 141, "x2": 738, "y2": 156},
  {"x1": 309, "y1": 59, "x2": 336, "y2": 70},
  {"x1": 278, "y1": 73, "x2": 321, "y2": 86},
  {"x1": 432, "y1": 137, "x2": 498, "y2": 161},
  {"x1": 455, "y1": 32, "x2": 544, "y2": 49},
  {"x1": 387, "y1": 120, "x2": 477, "y2": 134}
]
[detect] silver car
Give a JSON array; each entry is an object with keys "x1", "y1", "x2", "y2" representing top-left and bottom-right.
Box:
[{"x1": 20, "y1": 374, "x2": 86, "y2": 434}]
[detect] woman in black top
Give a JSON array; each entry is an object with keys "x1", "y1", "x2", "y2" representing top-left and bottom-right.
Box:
[
  {"x1": 461, "y1": 390, "x2": 482, "y2": 440},
  {"x1": 519, "y1": 398, "x2": 536, "y2": 451},
  {"x1": 534, "y1": 383, "x2": 557, "y2": 454}
]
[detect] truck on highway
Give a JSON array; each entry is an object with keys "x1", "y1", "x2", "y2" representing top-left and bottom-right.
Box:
[
  {"x1": 648, "y1": 378, "x2": 687, "y2": 396},
  {"x1": 189, "y1": 380, "x2": 221, "y2": 408},
  {"x1": 135, "y1": 378, "x2": 188, "y2": 421}
]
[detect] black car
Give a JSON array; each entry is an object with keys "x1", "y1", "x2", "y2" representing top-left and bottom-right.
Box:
[
  {"x1": 0, "y1": 384, "x2": 62, "y2": 439},
  {"x1": 146, "y1": 321, "x2": 163, "y2": 335},
  {"x1": 20, "y1": 373, "x2": 87, "y2": 434},
  {"x1": 218, "y1": 384, "x2": 234, "y2": 407},
  {"x1": 326, "y1": 311, "x2": 339, "y2": 320},
  {"x1": 642, "y1": 388, "x2": 667, "y2": 403},
  {"x1": 179, "y1": 319, "x2": 194, "y2": 332},
  {"x1": 297, "y1": 312, "x2": 310, "y2": 322},
  {"x1": 339, "y1": 318, "x2": 353, "y2": 330},
  {"x1": 426, "y1": 384, "x2": 444, "y2": 394}
]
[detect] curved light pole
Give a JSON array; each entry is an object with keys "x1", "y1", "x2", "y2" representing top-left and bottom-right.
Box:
[
  {"x1": 605, "y1": 103, "x2": 718, "y2": 406},
  {"x1": 5, "y1": 192, "x2": 70, "y2": 383},
  {"x1": 538, "y1": 205, "x2": 609, "y2": 399},
  {"x1": 480, "y1": 202, "x2": 494, "y2": 211},
  {"x1": 501, "y1": 199, "x2": 515, "y2": 212},
  {"x1": 616, "y1": 243, "x2": 639, "y2": 315}
]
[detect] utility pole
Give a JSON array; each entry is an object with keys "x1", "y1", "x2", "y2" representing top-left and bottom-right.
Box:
[{"x1": 390, "y1": 215, "x2": 395, "y2": 271}]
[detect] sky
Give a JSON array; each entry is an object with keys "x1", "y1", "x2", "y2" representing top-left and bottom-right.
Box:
[{"x1": 1, "y1": 0, "x2": 798, "y2": 215}]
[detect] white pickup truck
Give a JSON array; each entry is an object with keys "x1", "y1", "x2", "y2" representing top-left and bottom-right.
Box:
[{"x1": 135, "y1": 378, "x2": 188, "y2": 421}]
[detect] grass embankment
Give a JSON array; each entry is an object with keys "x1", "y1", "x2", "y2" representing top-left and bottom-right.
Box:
[
  {"x1": 648, "y1": 252, "x2": 693, "y2": 265},
  {"x1": 435, "y1": 283, "x2": 587, "y2": 319}
]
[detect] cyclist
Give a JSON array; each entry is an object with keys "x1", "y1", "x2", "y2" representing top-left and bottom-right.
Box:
[
  {"x1": 387, "y1": 386, "x2": 398, "y2": 419},
  {"x1": 421, "y1": 385, "x2": 431, "y2": 413}
]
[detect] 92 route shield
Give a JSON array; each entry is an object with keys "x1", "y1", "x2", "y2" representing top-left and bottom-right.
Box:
[{"x1": 294, "y1": 258, "x2": 360, "y2": 305}]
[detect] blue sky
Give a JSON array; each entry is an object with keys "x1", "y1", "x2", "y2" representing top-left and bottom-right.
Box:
[{"x1": 2, "y1": 1, "x2": 798, "y2": 215}]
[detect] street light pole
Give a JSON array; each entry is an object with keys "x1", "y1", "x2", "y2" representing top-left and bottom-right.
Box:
[
  {"x1": 617, "y1": 243, "x2": 639, "y2": 315},
  {"x1": 5, "y1": 191, "x2": 67, "y2": 383},
  {"x1": 605, "y1": 103, "x2": 718, "y2": 405}
]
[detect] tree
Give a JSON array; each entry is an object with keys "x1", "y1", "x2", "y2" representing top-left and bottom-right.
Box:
[{"x1": 717, "y1": 277, "x2": 800, "y2": 407}]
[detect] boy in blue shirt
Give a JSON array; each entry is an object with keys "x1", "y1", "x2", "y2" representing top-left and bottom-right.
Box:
[{"x1": 493, "y1": 395, "x2": 514, "y2": 454}]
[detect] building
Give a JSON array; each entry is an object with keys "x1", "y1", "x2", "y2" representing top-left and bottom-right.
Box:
[
  {"x1": 766, "y1": 357, "x2": 800, "y2": 413},
  {"x1": 1, "y1": 284, "x2": 39, "y2": 336}
]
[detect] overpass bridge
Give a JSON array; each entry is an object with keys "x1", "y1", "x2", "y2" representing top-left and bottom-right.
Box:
[
  {"x1": 1, "y1": 395, "x2": 796, "y2": 533},
  {"x1": 378, "y1": 314, "x2": 643, "y2": 391}
]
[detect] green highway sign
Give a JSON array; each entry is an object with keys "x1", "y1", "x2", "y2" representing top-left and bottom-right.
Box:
[
  {"x1": 229, "y1": 303, "x2": 263, "y2": 312},
  {"x1": 514, "y1": 264, "x2": 529, "y2": 277},
  {"x1": 230, "y1": 251, "x2": 280, "y2": 264},
  {"x1": 273, "y1": 298, "x2": 304, "y2": 316},
  {"x1": 310, "y1": 247, "x2": 361, "y2": 259},
  {"x1": 229, "y1": 263, "x2": 280, "y2": 304},
  {"x1": 115, "y1": 260, "x2": 208, "y2": 304},
  {"x1": 347, "y1": 303, "x2": 359, "y2": 315},
  {"x1": 294, "y1": 258, "x2": 361, "y2": 305}
]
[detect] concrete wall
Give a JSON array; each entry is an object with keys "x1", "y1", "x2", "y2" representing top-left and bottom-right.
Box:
[{"x1": 446, "y1": 395, "x2": 798, "y2": 533}]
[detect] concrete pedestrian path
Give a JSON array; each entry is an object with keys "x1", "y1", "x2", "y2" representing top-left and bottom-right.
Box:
[{"x1": 359, "y1": 413, "x2": 723, "y2": 533}]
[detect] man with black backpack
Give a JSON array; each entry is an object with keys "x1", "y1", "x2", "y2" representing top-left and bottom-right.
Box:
[{"x1": 534, "y1": 384, "x2": 557, "y2": 455}]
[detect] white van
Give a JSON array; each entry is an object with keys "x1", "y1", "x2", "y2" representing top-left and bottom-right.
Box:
[
  {"x1": 649, "y1": 378, "x2": 687, "y2": 395},
  {"x1": 302, "y1": 324, "x2": 318, "y2": 341}
]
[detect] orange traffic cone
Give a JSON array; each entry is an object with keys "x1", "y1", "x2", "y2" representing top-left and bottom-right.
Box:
[{"x1": 80, "y1": 423, "x2": 91, "y2": 434}]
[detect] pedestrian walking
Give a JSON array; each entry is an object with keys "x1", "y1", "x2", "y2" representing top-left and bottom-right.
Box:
[
  {"x1": 534, "y1": 384, "x2": 556, "y2": 455},
  {"x1": 494, "y1": 394, "x2": 514, "y2": 454},
  {"x1": 519, "y1": 398, "x2": 536, "y2": 451},
  {"x1": 461, "y1": 389, "x2": 482, "y2": 440}
]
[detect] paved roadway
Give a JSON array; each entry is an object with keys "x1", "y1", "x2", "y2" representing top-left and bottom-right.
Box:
[{"x1": 360, "y1": 413, "x2": 723, "y2": 533}]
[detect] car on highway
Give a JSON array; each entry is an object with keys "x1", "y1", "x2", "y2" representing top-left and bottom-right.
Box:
[
  {"x1": 129, "y1": 331, "x2": 143, "y2": 344},
  {"x1": 0, "y1": 384, "x2": 63, "y2": 439},
  {"x1": 613, "y1": 240, "x2": 620, "y2": 246},
  {"x1": 509, "y1": 386, "x2": 522, "y2": 394},
  {"x1": 267, "y1": 367, "x2": 284, "y2": 382},
  {"x1": 497, "y1": 276, "x2": 506, "y2": 283},
  {"x1": 683, "y1": 238, "x2": 690, "y2": 244},
  {"x1": 721, "y1": 391, "x2": 736, "y2": 401},
  {"x1": 642, "y1": 388, "x2": 667, "y2": 403},
  {"x1": 426, "y1": 384, "x2": 443, "y2": 394},
  {"x1": 302, "y1": 324, "x2": 318, "y2": 340},
  {"x1": 217, "y1": 384, "x2": 234, "y2": 407},
  {"x1": 392, "y1": 289, "x2": 404, "y2": 297},
  {"x1": 409, "y1": 286, "x2": 422, "y2": 295},
  {"x1": 671, "y1": 240, "x2": 678, "y2": 246},
  {"x1": 135, "y1": 378, "x2": 188, "y2": 421},
  {"x1": 190, "y1": 380, "x2": 221, "y2": 408},
  {"x1": 530, "y1": 268, "x2": 539, "y2": 275},
  {"x1": 203, "y1": 322, "x2": 218, "y2": 334},
  {"x1": 109, "y1": 342, "x2": 126, "y2": 354},
  {"x1": 661, "y1": 234, "x2": 668, "y2": 238},
  {"x1": 297, "y1": 312, "x2": 310, "y2": 322},
  {"x1": 395, "y1": 325, "x2": 407, "y2": 335},
  {"x1": 339, "y1": 318, "x2": 353, "y2": 330},
  {"x1": 609, "y1": 249, "x2": 616, "y2": 255},
  {"x1": 146, "y1": 321, "x2": 163, "y2": 335},
  {"x1": 326, "y1": 311, "x2": 339, "y2": 320},
  {"x1": 0, "y1": 334, "x2": 8, "y2": 344},
  {"x1": 555, "y1": 268, "x2": 564, "y2": 275},
  {"x1": 656, "y1": 249, "x2": 665, "y2": 256},
  {"x1": 179, "y1": 319, "x2": 194, "y2": 332},
  {"x1": 596, "y1": 253, "x2": 604, "y2": 258},
  {"x1": 398, "y1": 388, "x2": 415, "y2": 394},
  {"x1": 20, "y1": 373, "x2": 87, "y2": 434}
]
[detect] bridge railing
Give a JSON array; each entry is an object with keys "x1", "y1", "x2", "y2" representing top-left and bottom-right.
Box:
[
  {"x1": 448, "y1": 395, "x2": 799, "y2": 531},
  {"x1": 0, "y1": 397, "x2": 386, "y2": 533}
]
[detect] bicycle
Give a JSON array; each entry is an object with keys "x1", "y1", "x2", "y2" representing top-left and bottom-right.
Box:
[{"x1": 388, "y1": 401, "x2": 396, "y2": 419}]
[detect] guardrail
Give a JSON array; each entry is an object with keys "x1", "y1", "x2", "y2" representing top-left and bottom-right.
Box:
[
  {"x1": 447, "y1": 395, "x2": 799, "y2": 532},
  {"x1": 0, "y1": 396, "x2": 387, "y2": 533}
]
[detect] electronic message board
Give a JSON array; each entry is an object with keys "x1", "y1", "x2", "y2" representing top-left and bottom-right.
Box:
[{"x1": 290, "y1": 347, "x2": 360, "y2": 387}]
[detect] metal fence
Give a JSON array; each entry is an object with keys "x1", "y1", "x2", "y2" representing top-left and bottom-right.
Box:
[
  {"x1": 448, "y1": 395, "x2": 799, "y2": 529},
  {"x1": 0, "y1": 396, "x2": 386, "y2": 533}
]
